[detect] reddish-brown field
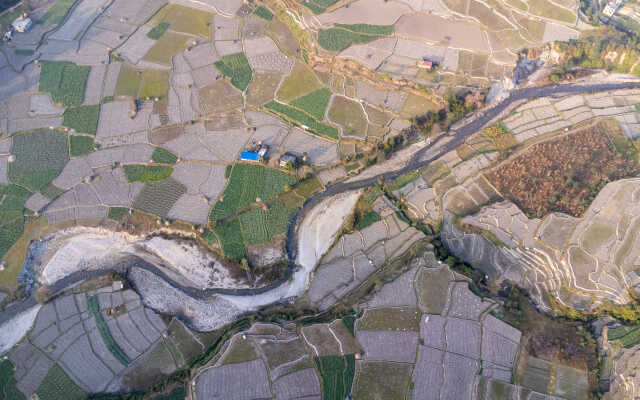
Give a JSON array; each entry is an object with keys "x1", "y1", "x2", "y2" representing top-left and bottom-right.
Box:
[{"x1": 489, "y1": 121, "x2": 639, "y2": 217}]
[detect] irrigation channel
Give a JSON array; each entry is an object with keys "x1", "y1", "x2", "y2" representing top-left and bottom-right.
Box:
[{"x1": 1, "y1": 81, "x2": 640, "y2": 326}]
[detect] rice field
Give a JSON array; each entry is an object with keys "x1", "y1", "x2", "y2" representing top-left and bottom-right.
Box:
[
  {"x1": 62, "y1": 105, "x2": 100, "y2": 135},
  {"x1": 39, "y1": 61, "x2": 90, "y2": 107},
  {"x1": 318, "y1": 24, "x2": 394, "y2": 52},
  {"x1": 215, "y1": 53, "x2": 253, "y2": 92},
  {"x1": 9, "y1": 129, "x2": 69, "y2": 192}
]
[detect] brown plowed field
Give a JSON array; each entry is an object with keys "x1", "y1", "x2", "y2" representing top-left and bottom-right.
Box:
[{"x1": 488, "y1": 120, "x2": 639, "y2": 218}]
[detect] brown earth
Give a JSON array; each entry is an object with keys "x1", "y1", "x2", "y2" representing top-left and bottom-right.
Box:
[{"x1": 488, "y1": 121, "x2": 640, "y2": 218}]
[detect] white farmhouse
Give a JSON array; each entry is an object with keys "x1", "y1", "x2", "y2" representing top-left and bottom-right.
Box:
[{"x1": 11, "y1": 16, "x2": 32, "y2": 33}]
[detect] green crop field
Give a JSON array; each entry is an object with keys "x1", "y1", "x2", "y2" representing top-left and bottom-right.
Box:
[
  {"x1": 8, "y1": 129, "x2": 69, "y2": 192},
  {"x1": 290, "y1": 88, "x2": 332, "y2": 120},
  {"x1": 108, "y1": 207, "x2": 129, "y2": 222},
  {"x1": 214, "y1": 218, "x2": 246, "y2": 259},
  {"x1": 355, "y1": 211, "x2": 381, "y2": 231},
  {"x1": 69, "y1": 135, "x2": 95, "y2": 157},
  {"x1": 35, "y1": 364, "x2": 85, "y2": 400},
  {"x1": 238, "y1": 199, "x2": 295, "y2": 245},
  {"x1": 148, "y1": 22, "x2": 170, "y2": 39},
  {"x1": 210, "y1": 164, "x2": 296, "y2": 221},
  {"x1": 0, "y1": 360, "x2": 25, "y2": 400},
  {"x1": 318, "y1": 24, "x2": 394, "y2": 52},
  {"x1": 139, "y1": 69, "x2": 170, "y2": 100},
  {"x1": 39, "y1": 61, "x2": 90, "y2": 107},
  {"x1": 87, "y1": 295, "x2": 131, "y2": 366},
  {"x1": 150, "y1": 387, "x2": 186, "y2": 400},
  {"x1": 132, "y1": 178, "x2": 186, "y2": 218},
  {"x1": 215, "y1": 53, "x2": 252, "y2": 91},
  {"x1": 253, "y1": 5, "x2": 274, "y2": 20},
  {"x1": 609, "y1": 325, "x2": 640, "y2": 348},
  {"x1": 124, "y1": 165, "x2": 173, "y2": 182},
  {"x1": 115, "y1": 64, "x2": 143, "y2": 98},
  {"x1": 0, "y1": 185, "x2": 30, "y2": 260},
  {"x1": 151, "y1": 147, "x2": 178, "y2": 164},
  {"x1": 15, "y1": 49, "x2": 34, "y2": 56},
  {"x1": 265, "y1": 101, "x2": 339, "y2": 140},
  {"x1": 41, "y1": 0, "x2": 75, "y2": 25},
  {"x1": 62, "y1": 105, "x2": 100, "y2": 135},
  {"x1": 41, "y1": 183, "x2": 65, "y2": 200},
  {"x1": 302, "y1": 0, "x2": 338, "y2": 14},
  {"x1": 314, "y1": 354, "x2": 355, "y2": 400}
]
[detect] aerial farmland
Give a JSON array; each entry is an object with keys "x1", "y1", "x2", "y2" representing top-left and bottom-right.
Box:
[{"x1": 0, "y1": 0, "x2": 639, "y2": 397}]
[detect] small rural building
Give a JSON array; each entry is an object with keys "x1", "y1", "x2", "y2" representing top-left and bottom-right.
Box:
[
  {"x1": 279, "y1": 153, "x2": 297, "y2": 168},
  {"x1": 12, "y1": 16, "x2": 32, "y2": 33},
  {"x1": 417, "y1": 59, "x2": 433, "y2": 69},
  {"x1": 603, "y1": 3, "x2": 617, "y2": 16},
  {"x1": 240, "y1": 151, "x2": 260, "y2": 162}
]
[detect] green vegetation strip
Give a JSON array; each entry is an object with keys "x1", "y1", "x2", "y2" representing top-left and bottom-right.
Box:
[
  {"x1": 608, "y1": 325, "x2": 640, "y2": 348},
  {"x1": 0, "y1": 184, "x2": 30, "y2": 260},
  {"x1": 151, "y1": 147, "x2": 178, "y2": 164},
  {"x1": 69, "y1": 136, "x2": 95, "y2": 157},
  {"x1": 302, "y1": 0, "x2": 338, "y2": 14},
  {"x1": 41, "y1": 0, "x2": 75, "y2": 24},
  {"x1": 214, "y1": 53, "x2": 252, "y2": 92},
  {"x1": 35, "y1": 364, "x2": 86, "y2": 400},
  {"x1": 15, "y1": 49, "x2": 34, "y2": 56},
  {"x1": 87, "y1": 295, "x2": 131, "y2": 366},
  {"x1": 354, "y1": 211, "x2": 381, "y2": 231},
  {"x1": 124, "y1": 165, "x2": 173, "y2": 182},
  {"x1": 108, "y1": 207, "x2": 129, "y2": 221},
  {"x1": 214, "y1": 218, "x2": 246, "y2": 259},
  {"x1": 0, "y1": 359, "x2": 25, "y2": 400},
  {"x1": 265, "y1": 101, "x2": 338, "y2": 140},
  {"x1": 147, "y1": 22, "x2": 170, "y2": 39},
  {"x1": 314, "y1": 355, "x2": 355, "y2": 400},
  {"x1": 253, "y1": 5, "x2": 273, "y2": 20},
  {"x1": 62, "y1": 105, "x2": 100, "y2": 135},
  {"x1": 318, "y1": 24, "x2": 394, "y2": 52},
  {"x1": 39, "y1": 61, "x2": 90, "y2": 107},
  {"x1": 290, "y1": 88, "x2": 332, "y2": 120}
]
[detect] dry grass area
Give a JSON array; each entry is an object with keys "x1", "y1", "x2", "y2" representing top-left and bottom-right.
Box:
[{"x1": 488, "y1": 121, "x2": 639, "y2": 218}]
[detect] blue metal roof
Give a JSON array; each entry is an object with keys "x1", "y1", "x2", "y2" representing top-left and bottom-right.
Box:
[{"x1": 240, "y1": 151, "x2": 260, "y2": 161}]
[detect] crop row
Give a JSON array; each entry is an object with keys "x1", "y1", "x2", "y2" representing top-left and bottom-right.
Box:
[
  {"x1": 314, "y1": 354, "x2": 355, "y2": 400},
  {"x1": 264, "y1": 101, "x2": 339, "y2": 140},
  {"x1": 69, "y1": 135, "x2": 95, "y2": 157},
  {"x1": 210, "y1": 164, "x2": 296, "y2": 222},
  {"x1": 317, "y1": 25, "x2": 393, "y2": 52},
  {"x1": 9, "y1": 129, "x2": 69, "y2": 191},
  {"x1": 151, "y1": 148, "x2": 178, "y2": 164},
  {"x1": 301, "y1": 0, "x2": 337, "y2": 14},
  {"x1": 132, "y1": 178, "x2": 186, "y2": 218},
  {"x1": 87, "y1": 296, "x2": 131, "y2": 366}
]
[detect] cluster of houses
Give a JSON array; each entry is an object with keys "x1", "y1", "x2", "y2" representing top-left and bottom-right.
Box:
[
  {"x1": 3, "y1": 14, "x2": 32, "y2": 41},
  {"x1": 240, "y1": 142, "x2": 299, "y2": 169}
]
